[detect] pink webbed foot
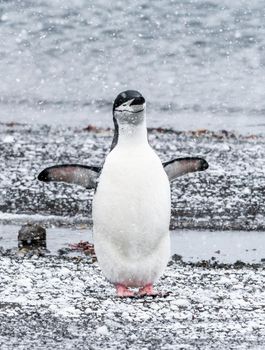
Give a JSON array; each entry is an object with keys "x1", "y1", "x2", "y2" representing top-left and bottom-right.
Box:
[
  {"x1": 116, "y1": 284, "x2": 135, "y2": 297},
  {"x1": 138, "y1": 284, "x2": 158, "y2": 296}
]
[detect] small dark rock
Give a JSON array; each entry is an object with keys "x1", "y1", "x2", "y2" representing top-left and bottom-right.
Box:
[
  {"x1": 18, "y1": 224, "x2": 46, "y2": 250},
  {"x1": 234, "y1": 260, "x2": 246, "y2": 268},
  {"x1": 58, "y1": 247, "x2": 72, "y2": 256},
  {"x1": 199, "y1": 260, "x2": 210, "y2": 267},
  {"x1": 221, "y1": 130, "x2": 229, "y2": 137},
  {"x1": 171, "y1": 254, "x2": 183, "y2": 262}
]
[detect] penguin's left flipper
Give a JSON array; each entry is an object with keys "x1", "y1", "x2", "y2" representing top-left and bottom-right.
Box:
[
  {"x1": 163, "y1": 157, "x2": 208, "y2": 182},
  {"x1": 38, "y1": 164, "x2": 101, "y2": 189}
]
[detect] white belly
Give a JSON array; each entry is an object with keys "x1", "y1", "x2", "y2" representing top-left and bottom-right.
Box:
[{"x1": 92, "y1": 144, "x2": 171, "y2": 287}]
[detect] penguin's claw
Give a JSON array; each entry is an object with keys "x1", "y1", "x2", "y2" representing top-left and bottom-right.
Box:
[{"x1": 116, "y1": 284, "x2": 135, "y2": 297}]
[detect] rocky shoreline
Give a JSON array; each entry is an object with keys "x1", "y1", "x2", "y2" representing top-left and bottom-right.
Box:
[{"x1": 0, "y1": 123, "x2": 265, "y2": 230}]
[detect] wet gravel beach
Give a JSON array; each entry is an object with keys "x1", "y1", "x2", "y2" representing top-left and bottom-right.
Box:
[{"x1": 0, "y1": 122, "x2": 265, "y2": 230}]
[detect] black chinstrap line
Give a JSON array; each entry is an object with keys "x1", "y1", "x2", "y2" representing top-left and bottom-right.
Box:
[{"x1": 114, "y1": 109, "x2": 144, "y2": 114}]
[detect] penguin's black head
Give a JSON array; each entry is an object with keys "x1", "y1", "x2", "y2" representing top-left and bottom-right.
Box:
[{"x1": 113, "y1": 90, "x2": 145, "y2": 125}]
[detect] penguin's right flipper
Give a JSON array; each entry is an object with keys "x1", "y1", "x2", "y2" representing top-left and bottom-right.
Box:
[
  {"x1": 163, "y1": 157, "x2": 209, "y2": 182},
  {"x1": 38, "y1": 164, "x2": 101, "y2": 189}
]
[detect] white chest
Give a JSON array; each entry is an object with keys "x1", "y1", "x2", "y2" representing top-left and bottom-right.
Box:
[{"x1": 93, "y1": 144, "x2": 171, "y2": 243}]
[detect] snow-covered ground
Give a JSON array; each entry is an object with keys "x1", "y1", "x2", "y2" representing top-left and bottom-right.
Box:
[{"x1": 0, "y1": 255, "x2": 264, "y2": 349}]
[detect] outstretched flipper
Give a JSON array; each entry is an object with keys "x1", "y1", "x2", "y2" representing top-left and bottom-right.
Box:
[
  {"x1": 163, "y1": 157, "x2": 208, "y2": 182},
  {"x1": 38, "y1": 158, "x2": 208, "y2": 188},
  {"x1": 38, "y1": 164, "x2": 101, "y2": 189}
]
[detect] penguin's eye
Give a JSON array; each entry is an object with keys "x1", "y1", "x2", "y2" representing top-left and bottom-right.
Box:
[{"x1": 122, "y1": 103, "x2": 127, "y2": 106}]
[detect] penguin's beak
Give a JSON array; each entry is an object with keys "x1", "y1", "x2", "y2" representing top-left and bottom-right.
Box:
[{"x1": 130, "y1": 96, "x2": 145, "y2": 106}]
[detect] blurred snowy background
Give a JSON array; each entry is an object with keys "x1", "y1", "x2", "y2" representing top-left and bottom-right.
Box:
[{"x1": 0, "y1": 0, "x2": 265, "y2": 133}]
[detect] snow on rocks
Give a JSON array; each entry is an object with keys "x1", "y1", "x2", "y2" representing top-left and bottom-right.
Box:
[{"x1": 0, "y1": 254, "x2": 264, "y2": 349}]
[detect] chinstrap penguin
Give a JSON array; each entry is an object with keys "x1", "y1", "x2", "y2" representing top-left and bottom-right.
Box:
[{"x1": 38, "y1": 90, "x2": 209, "y2": 297}]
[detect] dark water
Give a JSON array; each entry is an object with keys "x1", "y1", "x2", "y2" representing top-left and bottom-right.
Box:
[{"x1": 0, "y1": 0, "x2": 265, "y2": 132}]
